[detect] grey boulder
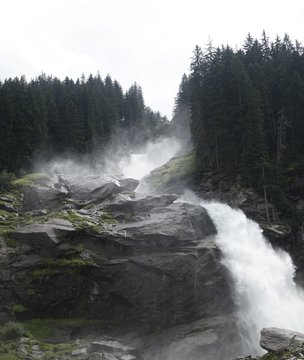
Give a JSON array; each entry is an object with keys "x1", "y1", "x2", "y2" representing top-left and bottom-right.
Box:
[
  {"x1": 260, "y1": 327, "x2": 304, "y2": 353},
  {"x1": 11, "y1": 219, "x2": 75, "y2": 255}
]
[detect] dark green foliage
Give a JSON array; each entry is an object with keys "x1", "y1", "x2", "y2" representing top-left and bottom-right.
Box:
[
  {"x1": 0, "y1": 322, "x2": 27, "y2": 341},
  {"x1": 0, "y1": 171, "x2": 16, "y2": 190},
  {"x1": 0, "y1": 74, "x2": 166, "y2": 174},
  {"x1": 177, "y1": 33, "x2": 304, "y2": 218}
]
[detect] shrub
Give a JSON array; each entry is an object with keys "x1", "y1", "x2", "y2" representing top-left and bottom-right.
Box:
[
  {"x1": 0, "y1": 321, "x2": 27, "y2": 340},
  {"x1": 0, "y1": 171, "x2": 16, "y2": 191}
]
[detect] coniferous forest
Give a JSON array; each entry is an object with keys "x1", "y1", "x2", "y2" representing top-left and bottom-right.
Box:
[
  {"x1": 1, "y1": 32, "x2": 304, "y2": 223},
  {"x1": 0, "y1": 74, "x2": 166, "y2": 173},
  {"x1": 174, "y1": 32, "x2": 304, "y2": 221}
]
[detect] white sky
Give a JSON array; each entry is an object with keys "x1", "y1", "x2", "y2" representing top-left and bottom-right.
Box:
[{"x1": 1, "y1": 0, "x2": 303, "y2": 118}]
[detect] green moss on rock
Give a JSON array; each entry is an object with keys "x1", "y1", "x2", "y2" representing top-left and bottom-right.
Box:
[
  {"x1": 260, "y1": 352, "x2": 291, "y2": 360},
  {"x1": 100, "y1": 212, "x2": 116, "y2": 225},
  {"x1": 0, "y1": 354, "x2": 19, "y2": 360},
  {"x1": 31, "y1": 257, "x2": 93, "y2": 278},
  {"x1": 145, "y1": 151, "x2": 198, "y2": 191},
  {"x1": 12, "y1": 304, "x2": 28, "y2": 314},
  {"x1": 12, "y1": 173, "x2": 51, "y2": 188},
  {"x1": 22, "y1": 318, "x2": 107, "y2": 340}
]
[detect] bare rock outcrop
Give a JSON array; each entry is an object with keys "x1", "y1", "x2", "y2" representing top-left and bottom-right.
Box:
[{"x1": 260, "y1": 327, "x2": 304, "y2": 353}]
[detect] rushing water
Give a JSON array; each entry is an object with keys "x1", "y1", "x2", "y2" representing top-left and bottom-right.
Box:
[
  {"x1": 119, "y1": 139, "x2": 304, "y2": 356},
  {"x1": 180, "y1": 192, "x2": 304, "y2": 355}
]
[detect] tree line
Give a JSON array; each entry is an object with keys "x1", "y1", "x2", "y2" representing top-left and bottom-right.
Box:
[
  {"x1": 175, "y1": 32, "x2": 304, "y2": 219},
  {"x1": 0, "y1": 73, "x2": 166, "y2": 173}
]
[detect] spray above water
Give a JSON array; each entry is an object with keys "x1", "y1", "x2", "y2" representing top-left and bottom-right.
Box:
[
  {"x1": 179, "y1": 191, "x2": 304, "y2": 355},
  {"x1": 39, "y1": 137, "x2": 181, "y2": 183},
  {"x1": 119, "y1": 137, "x2": 181, "y2": 180}
]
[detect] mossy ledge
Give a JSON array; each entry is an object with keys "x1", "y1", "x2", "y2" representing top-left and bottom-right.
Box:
[
  {"x1": 30, "y1": 258, "x2": 93, "y2": 278},
  {"x1": 144, "y1": 151, "x2": 198, "y2": 192},
  {"x1": 11, "y1": 173, "x2": 51, "y2": 188}
]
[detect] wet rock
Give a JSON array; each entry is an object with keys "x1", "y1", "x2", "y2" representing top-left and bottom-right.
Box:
[
  {"x1": 3, "y1": 189, "x2": 224, "y2": 327},
  {"x1": 102, "y1": 194, "x2": 178, "y2": 217},
  {"x1": 118, "y1": 178, "x2": 139, "y2": 192},
  {"x1": 86, "y1": 179, "x2": 139, "y2": 205},
  {"x1": 261, "y1": 223, "x2": 292, "y2": 239},
  {"x1": 142, "y1": 315, "x2": 242, "y2": 360},
  {"x1": 260, "y1": 327, "x2": 304, "y2": 353},
  {"x1": 46, "y1": 327, "x2": 72, "y2": 343},
  {"x1": 0, "y1": 196, "x2": 15, "y2": 203},
  {"x1": 90, "y1": 182, "x2": 122, "y2": 202},
  {"x1": 31, "y1": 209, "x2": 48, "y2": 216},
  {"x1": 71, "y1": 347, "x2": 88, "y2": 356},
  {"x1": 89, "y1": 339, "x2": 135, "y2": 355},
  {"x1": 113, "y1": 202, "x2": 216, "y2": 250},
  {"x1": 0, "y1": 269, "x2": 11, "y2": 281},
  {"x1": 88, "y1": 354, "x2": 111, "y2": 360},
  {"x1": 120, "y1": 356, "x2": 136, "y2": 360},
  {"x1": 0, "y1": 203, "x2": 15, "y2": 212},
  {"x1": 10, "y1": 219, "x2": 75, "y2": 256},
  {"x1": 0, "y1": 165, "x2": 239, "y2": 355},
  {"x1": 31, "y1": 344, "x2": 44, "y2": 359},
  {"x1": 18, "y1": 345, "x2": 28, "y2": 355},
  {"x1": 10, "y1": 254, "x2": 41, "y2": 269},
  {"x1": 22, "y1": 186, "x2": 67, "y2": 211},
  {"x1": 88, "y1": 245, "x2": 230, "y2": 329}
]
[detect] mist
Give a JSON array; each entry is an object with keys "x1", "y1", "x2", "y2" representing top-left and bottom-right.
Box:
[
  {"x1": 119, "y1": 137, "x2": 181, "y2": 180},
  {"x1": 35, "y1": 135, "x2": 182, "y2": 195}
]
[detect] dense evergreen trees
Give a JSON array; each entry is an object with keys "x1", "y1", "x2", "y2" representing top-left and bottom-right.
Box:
[
  {"x1": 175, "y1": 33, "x2": 304, "y2": 213},
  {"x1": 0, "y1": 74, "x2": 166, "y2": 173}
]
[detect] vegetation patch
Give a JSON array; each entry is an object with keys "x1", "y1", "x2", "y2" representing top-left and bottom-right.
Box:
[
  {"x1": 22, "y1": 318, "x2": 107, "y2": 340},
  {"x1": 146, "y1": 151, "x2": 198, "y2": 190},
  {"x1": 12, "y1": 173, "x2": 51, "y2": 188},
  {"x1": 31, "y1": 257, "x2": 93, "y2": 278},
  {"x1": 12, "y1": 304, "x2": 28, "y2": 314},
  {"x1": 0, "y1": 322, "x2": 77, "y2": 359},
  {"x1": 100, "y1": 212, "x2": 117, "y2": 225},
  {"x1": 0, "y1": 210, "x2": 12, "y2": 218},
  {"x1": 260, "y1": 351, "x2": 292, "y2": 360},
  {"x1": 0, "y1": 224, "x2": 14, "y2": 236},
  {"x1": 0, "y1": 210, "x2": 19, "y2": 236},
  {"x1": 40, "y1": 258, "x2": 92, "y2": 268},
  {"x1": 0, "y1": 354, "x2": 19, "y2": 360},
  {"x1": 46, "y1": 210, "x2": 98, "y2": 231},
  {"x1": 0, "y1": 171, "x2": 16, "y2": 191},
  {"x1": 0, "y1": 322, "x2": 27, "y2": 341},
  {"x1": 39, "y1": 342, "x2": 76, "y2": 353},
  {"x1": 4, "y1": 236, "x2": 17, "y2": 248}
]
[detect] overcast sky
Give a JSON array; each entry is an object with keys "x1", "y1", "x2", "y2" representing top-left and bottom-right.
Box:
[{"x1": 1, "y1": 0, "x2": 304, "y2": 118}]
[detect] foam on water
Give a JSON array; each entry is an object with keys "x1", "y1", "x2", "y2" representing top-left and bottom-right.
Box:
[{"x1": 179, "y1": 192, "x2": 304, "y2": 355}]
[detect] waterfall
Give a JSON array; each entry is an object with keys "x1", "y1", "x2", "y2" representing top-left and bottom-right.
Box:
[
  {"x1": 119, "y1": 137, "x2": 181, "y2": 180},
  {"x1": 200, "y1": 199, "x2": 304, "y2": 355},
  {"x1": 120, "y1": 138, "x2": 304, "y2": 356}
]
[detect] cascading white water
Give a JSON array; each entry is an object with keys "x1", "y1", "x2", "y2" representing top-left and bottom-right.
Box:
[
  {"x1": 119, "y1": 137, "x2": 181, "y2": 180},
  {"x1": 180, "y1": 192, "x2": 304, "y2": 355},
  {"x1": 120, "y1": 137, "x2": 304, "y2": 355}
]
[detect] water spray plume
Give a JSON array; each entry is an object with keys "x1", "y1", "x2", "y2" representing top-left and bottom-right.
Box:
[{"x1": 119, "y1": 137, "x2": 181, "y2": 180}]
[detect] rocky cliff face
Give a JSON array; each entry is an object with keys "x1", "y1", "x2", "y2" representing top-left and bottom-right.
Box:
[
  {"x1": 142, "y1": 155, "x2": 303, "y2": 265},
  {"x1": 0, "y1": 171, "x2": 243, "y2": 359}
]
